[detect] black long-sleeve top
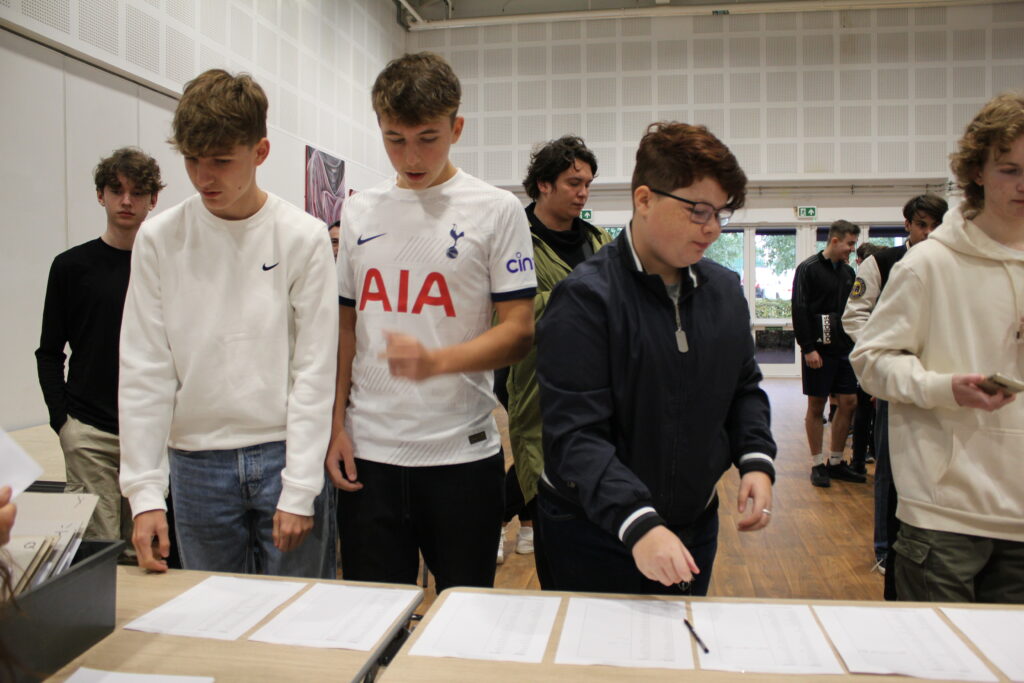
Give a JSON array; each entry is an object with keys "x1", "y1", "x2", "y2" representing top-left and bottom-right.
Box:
[
  {"x1": 537, "y1": 231, "x2": 776, "y2": 549},
  {"x1": 35, "y1": 238, "x2": 132, "y2": 435},
  {"x1": 791, "y1": 251, "x2": 855, "y2": 356}
]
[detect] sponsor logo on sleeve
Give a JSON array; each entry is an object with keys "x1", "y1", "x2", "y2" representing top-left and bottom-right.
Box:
[
  {"x1": 505, "y1": 251, "x2": 535, "y2": 273},
  {"x1": 850, "y1": 277, "x2": 866, "y2": 299}
]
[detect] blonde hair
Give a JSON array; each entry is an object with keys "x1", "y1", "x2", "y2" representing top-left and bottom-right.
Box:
[
  {"x1": 171, "y1": 69, "x2": 268, "y2": 156},
  {"x1": 950, "y1": 91, "x2": 1024, "y2": 217}
]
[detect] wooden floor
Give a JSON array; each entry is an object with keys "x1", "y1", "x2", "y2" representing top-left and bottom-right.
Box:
[{"x1": 488, "y1": 378, "x2": 883, "y2": 606}]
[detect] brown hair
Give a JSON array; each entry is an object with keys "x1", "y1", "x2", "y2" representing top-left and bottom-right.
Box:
[
  {"x1": 856, "y1": 242, "x2": 885, "y2": 261},
  {"x1": 371, "y1": 52, "x2": 461, "y2": 126},
  {"x1": 171, "y1": 69, "x2": 268, "y2": 156},
  {"x1": 631, "y1": 122, "x2": 746, "y2": 210},
  {"x1": 950, "y1": 91, "x2": 1024, "y2": 217},
  {"x1": 828, "y1": 219, "x2": 861, "y2": 241},
  {"x1": 94, "y1": 147, "x2": 164, "y2": 195},
  {"x1": 902, "y1": 193, "x2": 948, "y2": 224}
]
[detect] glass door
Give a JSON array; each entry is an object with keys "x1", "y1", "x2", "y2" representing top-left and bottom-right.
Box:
[{"x1": 751, "y1": 228, "x2": 800, "y2": 377}]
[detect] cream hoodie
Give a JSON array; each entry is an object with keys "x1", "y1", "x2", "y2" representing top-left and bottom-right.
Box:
[{"x1": 851, "y1": 208, "x2": 1024, "y2": 542}]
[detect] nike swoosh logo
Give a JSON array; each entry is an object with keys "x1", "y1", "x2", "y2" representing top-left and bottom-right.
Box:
[
  {"x1": 262, "y1": 262, "x2": 279, "y2": 271},
  {"x1": 357, "y1": 233, "x2": 385, "y2": 245}
]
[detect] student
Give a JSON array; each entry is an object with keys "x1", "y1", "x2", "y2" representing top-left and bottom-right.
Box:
[
  {"x1": 534, "y1": 122, "x2": 776, "y2": 596},
  {"x1": 792, "y1": 220, "x2": 865, "y2": 488},
  {"x1": 36, "y1": 147, "x2": 163, "y2": 559},
  {"x1": 844, "y1": 194, "x2": 947, "y2": 588},
  {"x1": 849, "y1": 241, "x2": 886, "y2": 473},
  {"x1": 328, "y1": 220, "x2": 341, "y2": 260},
  {"x1": 501, "y1": 135, "x2": 610, "y2": 576},
  {"x1": 328, "y1": 52, "x2": 536, "y2": 592},
  {"x1": 851, "y1": 92, "x2": 1024, "y2": 604},
  {"x1": 119, "y1": 69, "x2": 338, "y2": 577}
]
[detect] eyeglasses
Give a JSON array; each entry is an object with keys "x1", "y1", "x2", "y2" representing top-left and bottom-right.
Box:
[{"x1": 649, "y1": 188, "x2": 733, "y2": 227}]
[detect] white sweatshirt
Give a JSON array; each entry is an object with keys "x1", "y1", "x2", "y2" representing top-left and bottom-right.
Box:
[
  {"x1": 119, "y1": 193, "x2": 339, "y2": 517},
  {"x1": 851, "y1": 208, "x2": 1024, "y2": 542}
]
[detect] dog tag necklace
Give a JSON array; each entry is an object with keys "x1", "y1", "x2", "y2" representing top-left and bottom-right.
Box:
[{"x1": 669, "y1": 284, "x2": 688, "y2": 353}]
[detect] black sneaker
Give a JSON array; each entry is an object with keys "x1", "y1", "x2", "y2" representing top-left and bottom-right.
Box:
[
  {"x1": 811, "y1": 464, "x2": 831, "y2": 487},
  {"x1": 850, "y1": 461, "x2": 867, "y2": 475},
  {"x1": 828, "y1": 462, "x2": 867, "y2": 483}
]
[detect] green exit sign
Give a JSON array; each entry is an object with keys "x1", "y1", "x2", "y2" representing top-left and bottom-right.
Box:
[
  {"x1": 580, "y1": 209, "x2": 592, "y2": 220},
  {"x1": 797, "y1": 206, "x2": 817, "y2": 219}
]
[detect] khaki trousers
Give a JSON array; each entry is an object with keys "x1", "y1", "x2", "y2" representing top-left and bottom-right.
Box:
[{"x1": 59, "y1": 416, "x2": 135, "y2": 560}]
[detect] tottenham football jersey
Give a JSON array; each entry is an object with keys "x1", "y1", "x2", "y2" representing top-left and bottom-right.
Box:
[{"x1": 337, "y1": 170, "x2": 537, "y2": 466}]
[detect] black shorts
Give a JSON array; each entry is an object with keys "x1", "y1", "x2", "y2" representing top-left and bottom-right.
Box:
[{"x1": 802, "y1": 352, "x2": 858, "y2": 397}]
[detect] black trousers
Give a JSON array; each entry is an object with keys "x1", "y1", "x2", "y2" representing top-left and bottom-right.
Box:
[
  {"x1": 852, "y1": 385, "x2": 875, "y2": 467},
  {"x1": 337, "y1": 453, "x2": 504, "y2": 593}
]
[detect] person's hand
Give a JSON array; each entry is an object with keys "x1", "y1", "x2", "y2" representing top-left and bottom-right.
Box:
[
  {"x1": 132, "y1": 509, "x2": 170, "y2": 572},
  {"x1": 273, "y1": 510, "x2": 313, "y2": 552},
  {"x1": 0, "y1": 486, "x2": 17, "y2": 547},
  {"x1": 804, "y1": 351, "x2": 823, "y2": 369},
  {"x1": 736, "y1": 471, "x2": 773, "y2": 531},
  {"x1": 326, "y1": 427, "x2": 363, "y2": 492},
  {"x1": 952, "y1": 374, "x2": 1016, "y2": 411},
  {"x1": 380, "y1": 331, "x2": 439, "y2": 380},
  {"x1": 631, "y1": 525, "x2": 699, "y2": 587}
]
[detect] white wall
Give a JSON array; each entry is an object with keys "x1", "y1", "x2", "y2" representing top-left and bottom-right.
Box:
[
  {"x1": 411, "y1": 3, "x2": 1024, "y2": 188},
  {"x1": 0, "y1": 0, "x2": 404, "y2": 430}
]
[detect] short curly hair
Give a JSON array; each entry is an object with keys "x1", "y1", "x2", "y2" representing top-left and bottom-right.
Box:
[
  {"x1": 372, "y1": 52, "x2": 460, "y2": 126},
  {"x1": 522, "y1": 136, "x2": 598, "y2": 200},
  {"x1": 950, "y1": 91, "x2": 1024, "y2": 217},
  {"x1": 631, "y1": 122, "x2": 746, "y2": 210},
  {"x1": 93, "y1": 147, "x2": 164, "y2": 195}
]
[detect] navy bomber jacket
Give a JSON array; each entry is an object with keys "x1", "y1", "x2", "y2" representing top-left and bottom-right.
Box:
[{"x1": 536, "y1": 228, "x2": 776, "y2": 550}]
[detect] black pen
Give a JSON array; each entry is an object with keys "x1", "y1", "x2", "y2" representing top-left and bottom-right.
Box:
[{"x1": 684, "y1": 618, "x2": 710, "y2": 654}]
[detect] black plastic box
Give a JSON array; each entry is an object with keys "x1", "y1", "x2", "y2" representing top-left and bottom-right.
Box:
[{"x1": 0, "y1": 539, "x2": 123, "y2": 682}]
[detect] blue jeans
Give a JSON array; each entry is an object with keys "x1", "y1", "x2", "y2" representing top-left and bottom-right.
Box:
[
  {"x1": 536, "y1": 486, "x2": 719, "y2": 596},
  {"x1": 168, "y1": 441, "x2": 334, "y2": 578}
]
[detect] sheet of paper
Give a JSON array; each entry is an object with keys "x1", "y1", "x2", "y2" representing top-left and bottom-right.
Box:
[
  {"x1": 409, "y1": 591, "x2": 560, "y2": 663},
  {"x1": 0, "y1": 428, "x2": 44, "y2": 497},
  {"x1": 249, "y1": 582, "x2": 420, "y2": 650},
  {"x1": 125, "y1": 575, "x2": 306, "y2": 641},
  {"x1": 65, "y1": 668, "x2": 214, "y2": 683},
  {"x1": 815, "y1": 605, "x2": 998, "y2": 682},
  {"x1": 554, "y1": 597, "x2": 693, "y2": 669},
  {"x1": 943, "y1": 608, "x2": 1024, "y2": 682},
  {"x1": 691, "y1": 602, "x2": 844, "y2": 675}
]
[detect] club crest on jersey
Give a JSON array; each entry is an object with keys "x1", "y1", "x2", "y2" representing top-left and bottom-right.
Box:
[
  {"x1": 506, "y1": 251, "x2": 535, "y2": 274},
  {"x1": 446, "y1": 225, "x2": 464, "y2": 259},
  {"x1": 359, "y1": 268, "x2": 456, "y2": 317},
  {"x1": 850, "y1": 277, "x2": 866, "y2": 299}
]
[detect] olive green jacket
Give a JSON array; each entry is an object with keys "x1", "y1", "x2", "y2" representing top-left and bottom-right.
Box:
[{"x1": 506, "y1": 210, "x2": 612, "y2": 502}]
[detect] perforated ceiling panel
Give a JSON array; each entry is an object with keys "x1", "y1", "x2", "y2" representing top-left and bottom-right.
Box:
[{"x1": 78, "y1": 0, "x2": 117, "y2": 55}]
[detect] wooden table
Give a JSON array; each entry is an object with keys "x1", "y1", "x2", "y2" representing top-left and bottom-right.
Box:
[
  {"x1": 381, "y1": 588, "x2": 1020, "y2": 682},
  {"x1": 50, "y1": 566, "x2": 422, "y2": 682}
]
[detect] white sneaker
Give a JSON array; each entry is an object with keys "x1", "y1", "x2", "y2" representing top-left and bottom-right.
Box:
[
  {"x1": 515, "y1": 526, "x2": 535, "y2": 554},
  {"x1": 496, "y1": 529, "x2": 505, "y2": 565}
]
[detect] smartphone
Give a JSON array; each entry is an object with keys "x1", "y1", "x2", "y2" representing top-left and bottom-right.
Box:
[{"x1": 977, "y1": 373, "x2": 1024, "y2": 395}]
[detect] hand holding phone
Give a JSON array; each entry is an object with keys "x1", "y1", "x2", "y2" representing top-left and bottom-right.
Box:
[{"x1": 977, "y1": 373, "x2": 1024, "y2": 396}]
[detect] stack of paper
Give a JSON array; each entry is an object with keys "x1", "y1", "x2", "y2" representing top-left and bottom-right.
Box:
[
  {"x1": 409, "y1": 592, "x2": 561, "y2": 663},
  {"x1": 5, "y1": 491, "x2": 98, "y2": 593},
  {"x1": 554, "y1": 597, "x2": 694, "y2": 670}
]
